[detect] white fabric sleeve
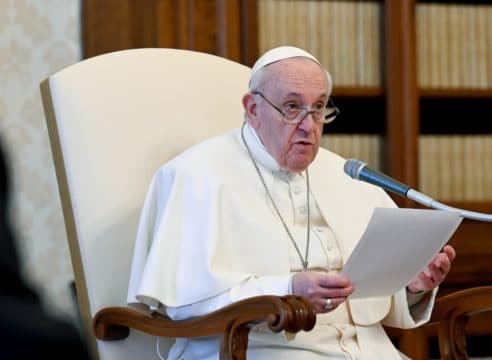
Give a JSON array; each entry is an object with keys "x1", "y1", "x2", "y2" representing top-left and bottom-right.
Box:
[
  {"x1": 406, "y1": 288, "x2": 428, "y2": 307},
  {"x1": 165, "y1": 274, "x2": 293, "y2": 320},
  {"x1": 407, "y1": 287, "x2": 438, "y2": 324},
  {"x1": 381, "y1": 287, "x2": 438, "y2": 329}
]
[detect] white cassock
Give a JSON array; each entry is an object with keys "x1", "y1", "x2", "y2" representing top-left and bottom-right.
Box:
[{"x1": 127, "y1": 123, "x2": 436, "y2": 359}]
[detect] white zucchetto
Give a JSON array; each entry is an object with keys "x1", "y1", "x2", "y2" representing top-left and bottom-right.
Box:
[{"x1": 249, "y1": 46, "x2": 332, "y2": 92}]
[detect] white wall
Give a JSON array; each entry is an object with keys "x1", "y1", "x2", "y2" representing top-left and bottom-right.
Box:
[{"x1": 0, "y1": 0, "x2": 81, "y2": 322}]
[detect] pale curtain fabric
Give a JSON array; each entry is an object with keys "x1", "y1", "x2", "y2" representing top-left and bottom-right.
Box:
[{"x1": 0, "y1": 0, "x2": 81, "y2": 320}]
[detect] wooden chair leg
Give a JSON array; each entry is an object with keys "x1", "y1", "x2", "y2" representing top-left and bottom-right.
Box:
[
  {"x1": 398, "y1": 328, "x2": 429, "y2": 360},
  {"x1": 220, "y1": 322, "x2": 250, "y2": 360},
  {"x1": 438, "y1": 315, "x2": 469, "y2": 360}
]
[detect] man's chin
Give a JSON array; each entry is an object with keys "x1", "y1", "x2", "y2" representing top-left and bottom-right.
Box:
[{"x1": 286, "y1": 157, "x2": 314, "y2": 173}]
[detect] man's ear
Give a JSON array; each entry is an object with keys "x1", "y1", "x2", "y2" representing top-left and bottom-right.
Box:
[{"x1": 242, "y1": 93, "x2": 260, "y2": 129}]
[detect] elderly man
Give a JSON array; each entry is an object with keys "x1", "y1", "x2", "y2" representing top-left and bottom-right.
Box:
[{"x1": 128, "y1": 46, "x2": 455, "y2": 359}]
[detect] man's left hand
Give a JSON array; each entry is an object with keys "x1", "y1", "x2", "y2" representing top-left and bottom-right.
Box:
[{"x1": 406, "y1": 245, "x2": 456, "y2": 293}]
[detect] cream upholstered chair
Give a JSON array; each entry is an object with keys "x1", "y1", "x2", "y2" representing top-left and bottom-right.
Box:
[{"x1": 40, "y1": 48, "x2": 315, "y2": 360}]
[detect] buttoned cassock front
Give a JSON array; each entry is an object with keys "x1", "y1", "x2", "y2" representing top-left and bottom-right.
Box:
[{"x1": 127, "y1": 126, "x2": 436, "y2": 359}]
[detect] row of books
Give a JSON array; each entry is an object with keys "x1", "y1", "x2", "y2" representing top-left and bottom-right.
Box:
[
  {"x1": 417, "y1": 3, "x2": 492, "y2": 89},
  {"x1": 419, "y1": 135, "x2": 492, "y2": 201},
  {"x1": 321, "y1": 134, "x2": 492, "y2": 201},
  {"x1": 258, "y1": 0, "x2": 492, "y2": 89},
  {"x1": 258, "y1": 0, "x2": 382, "y2": 87},
  {"x1": 320, "y1": 134, "x2": 382, "y2": 172}
]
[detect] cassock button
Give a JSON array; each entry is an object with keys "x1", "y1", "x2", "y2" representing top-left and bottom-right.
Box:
[{"x1": 299, "y1": 206, "x2": 306, "y2": 214}]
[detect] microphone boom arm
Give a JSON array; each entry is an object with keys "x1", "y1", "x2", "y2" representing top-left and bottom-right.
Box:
[
  {"x1": 407, "y1": 189, "x2": 492, "y2": 222},
  {"x1": 344, "y1": 158, "x2": 492, "y2": 222}
]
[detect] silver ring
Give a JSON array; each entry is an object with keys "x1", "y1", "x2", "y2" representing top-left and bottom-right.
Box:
[{"x1": 324, "y1": 298, "x2": 333, "y2": 309}]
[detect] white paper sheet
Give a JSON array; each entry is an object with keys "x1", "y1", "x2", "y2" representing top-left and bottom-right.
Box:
[{"x1": 340, "y1": 208, "x2": 462, "y2": 299}]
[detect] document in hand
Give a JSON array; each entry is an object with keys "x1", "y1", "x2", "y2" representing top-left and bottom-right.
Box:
[{"x1": 340, "y1": 208, "x2": 462, "y2": 299}]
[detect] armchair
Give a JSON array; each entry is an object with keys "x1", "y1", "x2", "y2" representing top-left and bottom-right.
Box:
[
  {"x1": 40, "y1": 48, "x2": 315, "y2": 360},
  {"x1": 429, "y1": 286, "x2": 492, "y2": 359}
]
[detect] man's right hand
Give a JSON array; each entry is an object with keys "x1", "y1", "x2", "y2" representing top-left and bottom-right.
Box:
[{"x1": 291, "y1": 272, "x2": 353, "y2": 313}]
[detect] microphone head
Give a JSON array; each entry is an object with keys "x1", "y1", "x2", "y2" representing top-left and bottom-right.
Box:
[{"x1": 344, "y1": 159, "x2": 366, "y2": 179}]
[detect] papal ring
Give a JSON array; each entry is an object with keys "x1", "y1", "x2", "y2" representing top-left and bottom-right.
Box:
[{"x1": 324, "y1": 298, "x2": 333, "y2": 309}]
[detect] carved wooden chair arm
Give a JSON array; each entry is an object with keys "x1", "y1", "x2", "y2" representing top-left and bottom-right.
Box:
[
  {"x1": 428, "y1": 286, "x2": 492, "y2": 360},
  {"x1": 93, "y1": 294, "x2": 316, "y2": 360}
]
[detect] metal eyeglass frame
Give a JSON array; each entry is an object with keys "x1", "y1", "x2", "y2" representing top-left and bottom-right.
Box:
[{"x1": 252, "y1": 91, "x2": 340, "y2": 124}]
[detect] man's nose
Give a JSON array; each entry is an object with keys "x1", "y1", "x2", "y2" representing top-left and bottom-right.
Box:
[{"x1": 298, "y1": 112, "x2": 316, "y2": 132}]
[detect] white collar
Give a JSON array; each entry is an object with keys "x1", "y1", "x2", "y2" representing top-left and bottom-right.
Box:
[{"x1": 242, "y1": 122, "x2": 297, "y2": 181}]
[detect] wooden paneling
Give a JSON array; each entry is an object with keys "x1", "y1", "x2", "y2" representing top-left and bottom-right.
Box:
[
  {"x1": 83, "y1": 0, "x2": 258, "y2": 65},
  {"x1": 414, "y1": 202, "x2": 492, "y2": 292},
  {"x1": 83, "y1": 0, "x2": 135, "y2": 56},
  {"x1": 238, "y1": 0, "x2": 258, "y2": 67},
  {"x1": 384, "y1": 0, "x2": 419, "y2": 207},
  {"x1": 445, "y1": 219, "x2": 492, "y2": 290}
]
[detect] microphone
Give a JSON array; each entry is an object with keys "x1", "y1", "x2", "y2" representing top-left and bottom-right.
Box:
[
  {"x1": 343, "y1": 159, "x2": 410, "y2": 197},
  {"x1": 343, "y1": 159, "x2": 492, "y2": 222}
]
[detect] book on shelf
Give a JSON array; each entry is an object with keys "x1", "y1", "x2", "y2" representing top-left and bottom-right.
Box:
[
  {"x1": 486, "y1": 6, "x2": 492, "y2": 88},
  {"x1": 449, "y1": 136, "x2": 464, "y2": 201},
  {"x1": 476, "y1": 5, "x2": 488, "y2": 89},
  {"x1": 321, "y1": 134, "x2": 382, "y2": 172},
  {"x1": 419, "y1": 135, "x2": 492, "y2": 202},
  {"x1": 416, "y1": 5, "x2": 428, "y2": 88},
  {"x1": 447, "y1": 4, "x2": 460, "y2": 88},
  {"x1": 257, "y1": 0, "x2": 382, "y2": 88},
  {"x1": 417, "y1": 2, "x2": 492, "y2": 89}
]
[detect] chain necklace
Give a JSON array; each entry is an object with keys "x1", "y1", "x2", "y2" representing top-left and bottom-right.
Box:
[{"x1": 241, "y1": 122, "x2": 311, "y2": 270}]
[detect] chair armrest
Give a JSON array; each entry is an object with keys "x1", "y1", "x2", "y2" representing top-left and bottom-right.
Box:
[
  {"x1": 429, "y1": 286, "x2": 492, "y2": 360},
  {"x1": 93, "y1": 295, "x2": 316, "y2": 360}
]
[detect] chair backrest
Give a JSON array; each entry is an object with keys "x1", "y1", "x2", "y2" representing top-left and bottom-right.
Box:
[{"x1": 41, "y1": 48, "x2": 251, "y2": 359}]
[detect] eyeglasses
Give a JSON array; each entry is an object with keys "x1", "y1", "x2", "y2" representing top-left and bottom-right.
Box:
[{"x1": 252, "y1": 91, "x2": 340, "y2": 124}]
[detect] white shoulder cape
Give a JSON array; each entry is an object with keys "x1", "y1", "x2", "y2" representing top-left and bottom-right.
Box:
[{"x1": 127, "y1": 129, "x2": 423, "y2": 326}]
